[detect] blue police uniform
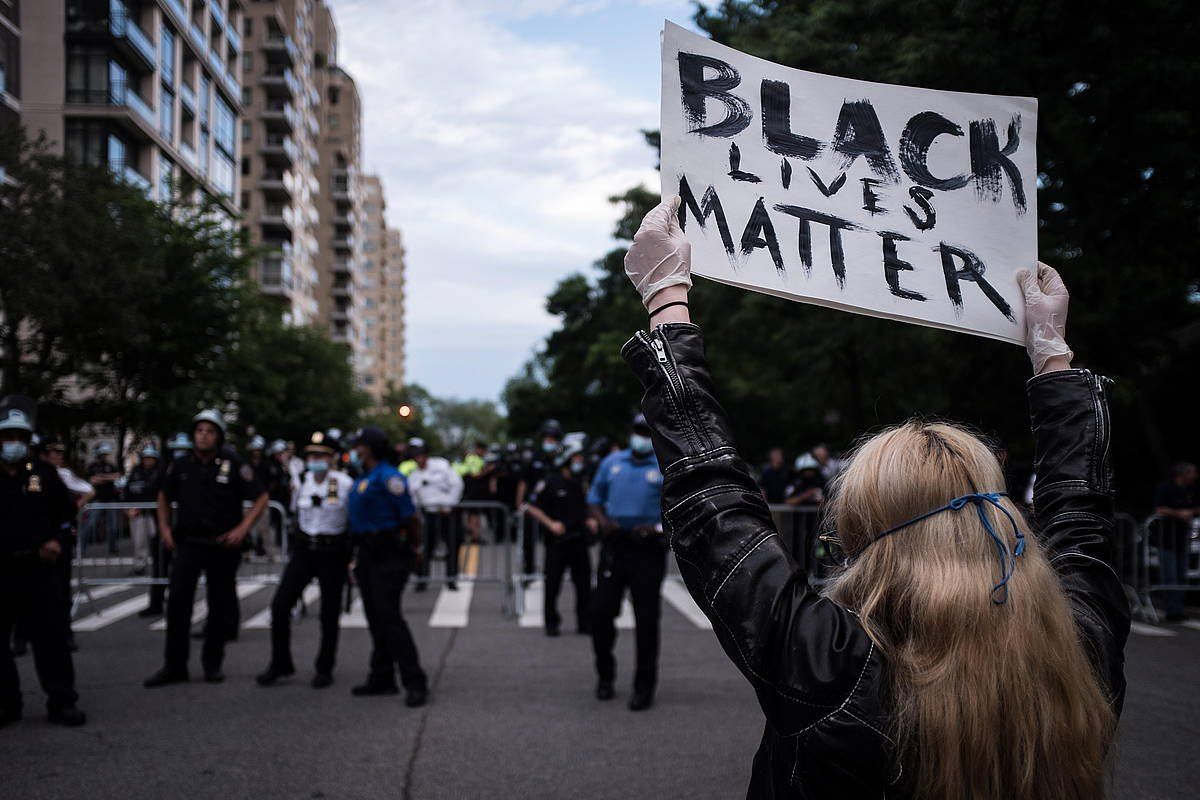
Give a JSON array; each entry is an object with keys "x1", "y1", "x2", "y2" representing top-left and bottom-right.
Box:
[
  {"x1": 587, "y1": 449, "x2": 663, "y2": 530},
  {"x1": 587, "y1": 448, "x2": 667, "y2": 704},
  {"x1": 348, "y1": 463, "x2": 417, "y2": 533},
  {"x1": 347, "y1": 462, "x2": 427, "y2": 695}
]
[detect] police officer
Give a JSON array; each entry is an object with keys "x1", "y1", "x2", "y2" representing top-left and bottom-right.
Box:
[
  {"x1": 523, "y1": 441, "x2": 595, "y2": 637},
  {"x1": 144, "y1": 410, "x2": 268, "y2": 687},
  {"x1": 588, "y1": 413, "x2": 665, "y2": 711},
  {"x1": 140, "y1": 435, "x2": 190, "y2": 618},
  {"x1": 516, "y1": 420, "x2": 563, "y2": 582},
  {"x1": 347, "y1": 426, "x2": 428, "y2": 706},
  {"x1": 0, "y1": 397, "x2": 86, "y2": 726},
  {"x1": 257, "y1": 433, "x2": 354, "y2": 688},
  {"x1": 123, "y1": 445, "x2": 162, "y2": 575}
]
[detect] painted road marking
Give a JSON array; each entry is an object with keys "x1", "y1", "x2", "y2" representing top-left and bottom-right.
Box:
[
  {"x1": 429, "y1": 544, "x2": 479, "y2": 628},
  {"x1": 519, "y1": 579, "x2": 633, "y2": 630},
  {"x1": 150, "y1": 584, "x2": 266, "y2": 630},
  {"x1": 74, "y1": 594, "x2": 151, "y2": 631},
  {"x1": 1180, "y1": 620, "x2": 1200, "y2": 632},
  {"x1": 1130, "y1": 621, "x2": 1176, "y2": 637},
  {"x1": 662, "y1": 579, "x2": 712, "y2": 629},
  {"x1": 243, "y1": 583, "x2": 321, "y2": 629}
]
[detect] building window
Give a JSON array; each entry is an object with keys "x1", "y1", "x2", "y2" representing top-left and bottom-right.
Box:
[
  {"x1": 327, "y1": 86, "x2": 339, "y2": 105},
  {"x1": 211, "y1": 150, "x2": 235, "y2": 195},
  {"x1": 160, "y1": 88, "x2": 175, "y2": 139},
  {"x1": 241, "y1": 120, "x2": 251, "y2": 141},
  {"x1": 242, "y1": 17, "x2": 252, "y2": 36},
  {"x1": 241, "y1": 87, "x2": 251, "y2": 106},
  {"x1": 327, "y1": 113, "x2": 339, "y2": 130},
  {"x1": 64, "y1": 121, "x2": 107, "y2": 167},
  {"x1": 158, "y1": 153, "x2": 174, "y2": 200},
  {"x1": 199, "y1": 77, "x2": 211, "y2": 127},
  {"x1": 66, "y1": 47, "x2": 110, "y2": 104},
  {"x1": 242, "y1": 51, "x2": 252, "y2": 71},
  {"x1": 107, "y1": 134, "x2": 126, "y2": 172},
  {"x1": 160, "y1": 25, "x2": 176, "y2": 86},
  {"x1": 213, "y1": 96, "x2": 235, "y2": 155},
  {"x1": 240, "y1": 156, "x2": 249, "y2": 175}
]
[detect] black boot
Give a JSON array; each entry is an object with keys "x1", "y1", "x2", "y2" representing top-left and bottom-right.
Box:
[
  {"x1": 144, "y1": 667, "x2": 189, "y2": 688},
  {"x1": 628, "y1": 689, "x2": 654, "y2": 711},
  {"x1": 405, "y1": 687, "x2": 429, "y2": 708},
  {"x1": 47, "y1": 705, "x2": 87, "y2": 727},
  {"x1": 311, "y1": 672, "x2": 333, "y2": 689},
  {"x1": 595, "y1": 680, "x2": 615, "y2": 701},
  {"x1": 256, "y1": 664, "x2": 295, "y2": 686},
  {"x1": 351, "y1": 679, "x2": 399, "y2": 697}
]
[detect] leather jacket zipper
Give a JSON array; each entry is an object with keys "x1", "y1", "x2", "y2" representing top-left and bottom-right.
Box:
[
  {"x1": 638, "y1": 330, "x2": 705, "y2": 452},
  {"x1": 1093, "y1": 373, "x2": 1112, "y2": 494}
]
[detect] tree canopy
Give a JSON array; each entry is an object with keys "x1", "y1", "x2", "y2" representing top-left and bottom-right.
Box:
[{"x1": 505, "y1": 1, "x2": 1199, "y2": 512}]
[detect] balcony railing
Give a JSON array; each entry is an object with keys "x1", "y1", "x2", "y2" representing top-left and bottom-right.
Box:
[
  {"x1": 109, "y1": 0, "x2": 156, "y2": 69},
  {"x1": 226, "y1": 26, "x2": 241, "y2": 54},
  {"x1": 108, "y1": 80, "x2": 156, "y2": 127},
  {"x1": 210, "y1": 1, "x2": 226, "y2": 31},
  {"x1": 189, "y1": 21, "x2": 206, "y2": 52},
  {"x1": 261, "y1": 66, "x2": 299, "y2": 96},
  {"x1": 263, "y1": 31, "x2": 299, "y2": 62},
  {"x1": 262, "y1": 134, "x2": 297, "y2": 162},
  {"x1": 179, "y1": 82, "x2": 197, "y2": 113},
  {"x1": 121, "y1": 164, "x2": 151, "y2": 194},
  {"x1": 262, "y1": 100, "x2": 297, "y2": 130},
  {"x1": 260, "y1": 258, "x2": 294, "y2": 292}
]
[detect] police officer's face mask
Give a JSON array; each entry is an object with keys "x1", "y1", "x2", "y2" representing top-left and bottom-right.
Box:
[
  {"x1": 1, "y1": 440, "x2": 29, "y2": 463},
  {"x1": 570, "y1": 460, "x2": 585, "y2": 474},
  {"x1": 630, "y1": 434, "x2": 654, "y2": 456},
  {"x1": 542, "y1": 439, "x2": 558, "y2": 454},
  {"x1": 307, "y1": 459, "x2": 328, "y2": 474}
]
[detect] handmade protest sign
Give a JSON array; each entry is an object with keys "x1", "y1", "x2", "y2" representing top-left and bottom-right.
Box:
[{"x1": 659, "y1": 21, "x2": 1037, "y2": 344}]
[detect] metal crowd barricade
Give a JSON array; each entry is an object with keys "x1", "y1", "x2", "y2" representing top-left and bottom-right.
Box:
[
  {"x1": 411, "y1": 501, "x2": 513, "y2": 614},
  {"x1": 72, "y1": 499, "x2": 290, "y2": 618},
  {"x1": 510, "y1": 503, "x2": 829, "y2": 618},
  {"x1": 1123, "y1": 512, "x2": 1199, "y2": 624}
]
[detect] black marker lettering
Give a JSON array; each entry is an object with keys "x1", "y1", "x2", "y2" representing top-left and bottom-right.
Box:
[
  {"x1": 830, "y1": 100, "x2": 900, "y2": 181},
  {"x1": 861, "y1": 178, "x2": 886, "y2": 215},
  {"x1": 740, "y1": 198, "x2": 785, "y2": 275},
  {"x1": 806, "y1": 168, "x2": 847, "y2": 197},
  {"x1": 678, "y1": 52, "x2": 752, "y2": 137},
  {"x1": 780, "y1": 159, "x2": 792, "y2": 189},
  {"x1": 728, "y1": 142, "x2": 761, "y2": 183},
  {"x1": 761, "y1": 80, "x2": 823, "y2": 160},
  {"x1": 878, "y1": 232, "x2": 926, "y2": 301},
  {"x1": 938, "y1": 242, "x2": 1015, "y2": 321},
  {"x1": 677, "y1": 175, "x2": 736, "y2": 259},
  {"x1": 903, "y1": 186, "x2": 936, "y2": 231},
  {"x1": 899, "y1": 111, "x2": 969, "y2": 190},
  {"x1": 773, "y1": 204, "x2": 860, "y2": 288},
  {"x1": 969, "y1": 115, "x2": 1026, "y2": 214}
]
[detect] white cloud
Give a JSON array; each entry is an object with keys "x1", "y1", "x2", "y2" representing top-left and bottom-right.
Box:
[{"x1": 334, "y1": 0, "x2": 672, "y2": 400}]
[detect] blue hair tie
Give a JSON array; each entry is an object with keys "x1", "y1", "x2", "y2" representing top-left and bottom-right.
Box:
[{"x1": 868, "y1": 492, "x2": 1025, "y2": 605}]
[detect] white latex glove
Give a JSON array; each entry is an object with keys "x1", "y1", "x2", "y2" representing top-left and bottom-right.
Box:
[
  {"x1": 624, "y1": 196, "x2": 692, "y2": 309},
  {"x1": 1015, "y1": 262, "x2": 1073, "y2": 374}
]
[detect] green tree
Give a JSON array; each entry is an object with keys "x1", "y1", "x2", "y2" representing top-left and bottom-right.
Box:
[{"x1": 507, "y1": 2, "x2": 1200, "y2": 511}]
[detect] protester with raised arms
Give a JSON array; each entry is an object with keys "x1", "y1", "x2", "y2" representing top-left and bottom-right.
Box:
[{"x1": 619, "y1": 197, "x2": 1129, "y2": 798}]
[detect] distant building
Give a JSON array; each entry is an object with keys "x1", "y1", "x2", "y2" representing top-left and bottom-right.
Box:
[
  {"x1": 21, "y1": 0, "x2": 244, "y2": 216},
  {"x1": 381, "y1": 227, "x2": 408, "y2": 392},
  {"x1": 238, "y1": 0, "x2": 321, "y2": 324}
]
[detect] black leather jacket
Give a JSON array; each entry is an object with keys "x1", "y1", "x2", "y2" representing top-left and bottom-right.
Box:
[{"x1": 622, "y1": 323, "x2": 1130, "y2": 799}]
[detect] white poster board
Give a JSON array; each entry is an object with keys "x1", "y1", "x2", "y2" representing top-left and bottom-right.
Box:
[{"x1": 659, "y1": 21, "x2": 1037, "y2": 344}]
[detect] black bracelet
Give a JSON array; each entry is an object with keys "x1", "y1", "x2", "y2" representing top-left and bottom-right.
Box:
[{"x1": 649, "y1": 300, "x2": 689, "y2": 318}]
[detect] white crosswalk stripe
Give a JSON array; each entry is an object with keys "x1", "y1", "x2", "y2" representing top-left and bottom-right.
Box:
[
  {"x1": 520, "y1": 580, "x2": 635, "y2": 629},
  {"x1": 1130, "y1": 621, "x2": 1176, "y2": 637},
  {"x1": 429, "y1": 583, "x2": 475, "y2": 628},
  {"x1": 243, "y1": 584, "x2": 321, "y2": 630},
  {"x1": 74, "y1": 593, "x2": 152, "y2": 631},
  {"x1": 661, "y1": 579, "x2": 712, "y2": 629},
  {"x1": 149, "y1": 584, "x2": 267, "y2": 631}
]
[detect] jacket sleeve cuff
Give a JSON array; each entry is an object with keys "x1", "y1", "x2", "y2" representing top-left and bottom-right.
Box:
[{"x1": 1026, "y1": 368, "x2": 1114, "y2": 498}]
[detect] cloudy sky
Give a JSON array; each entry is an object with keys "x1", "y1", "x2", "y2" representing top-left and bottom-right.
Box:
[{"x1": 334, "y1": 0, "x2": 703, "y2": 402}]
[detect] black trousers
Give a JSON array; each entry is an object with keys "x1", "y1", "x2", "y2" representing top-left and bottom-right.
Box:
[
  {"x1": 544, "y1": 536, "x2": 592, "y2": 631},
  {"x1": 163, "y1": 541, "x2": 241, "y2": 673},
  {"x1": 268, "y1": 539, "x2": 350, "y2": 675},
  {"x1": 0, "y1": 556, "x2": 78, "y2": 712},
  {"x1": 417, "y1": 510, "x2": 460, "y2": 582},
  {"x1": 355, "y1": 539, "x2": 427, "y2": 691},
  {"x1": 591, "y1": 535, "x2": 667, "y2": 694},
  {"x1": 147, "y1": 534, "x2": 173, "y2": 611}
]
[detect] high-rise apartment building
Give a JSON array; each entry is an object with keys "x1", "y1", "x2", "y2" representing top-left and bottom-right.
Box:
[
  {"x1": 0, "y1": 1, "x2": 20, "y2": 138},
  {"x1": 237, "y1": 0, "x2": 321, "y2": 324},
  {"x1": 380, "y1": 228, "x2": 407, "y2": 391},
  {"x1": 21, "y1": 0, "x2": 244, "y2": 214},
  {"x1": 312, "y1": 4, "x2": 365, "y2": 370}
]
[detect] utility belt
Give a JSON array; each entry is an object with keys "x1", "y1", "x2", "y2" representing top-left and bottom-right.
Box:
[
  {"x1": 293, "y1": 530, "x2": 350, "y2": 552},
  {"x1": 354, "y1": 526, "x2": 410, "y2": 556},
  {"x1": 614, "y1": 525, "x2": 667, "y2": 549}
]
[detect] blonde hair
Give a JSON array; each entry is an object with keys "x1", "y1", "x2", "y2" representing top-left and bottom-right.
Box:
[{"x1": 824, "y1": 420, "x2": 1115, "y2": 800}]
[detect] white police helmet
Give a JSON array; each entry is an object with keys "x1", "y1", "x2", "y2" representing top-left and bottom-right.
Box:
[
  {"x1": 248, "y1": 435, "x2": 266, "y2": 451},
  {"x1": 268, "y1": 439, "x2": 288, "y2": 456},
  {"x1": 794, "y1": 453, "x2": 820, "y2": 471},
  {"x1": 192, "y1": 408, "x2": 227, "y2": 436}
]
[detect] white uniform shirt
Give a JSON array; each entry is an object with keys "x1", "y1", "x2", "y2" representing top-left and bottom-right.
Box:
[
  {"x1": 58, "y1": 467, "x2": 93, "y2": 497},
  {"x1": 409, "y1": 457, "x2": 464, "y2": 511},
  {"x1": 290, "y1": 470, "x2": 354, "y2": 535}
]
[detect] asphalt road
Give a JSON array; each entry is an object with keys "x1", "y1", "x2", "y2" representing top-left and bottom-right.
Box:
[{"x1": 2, "y1": 565, "x2": 1197, "y2": 799}]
